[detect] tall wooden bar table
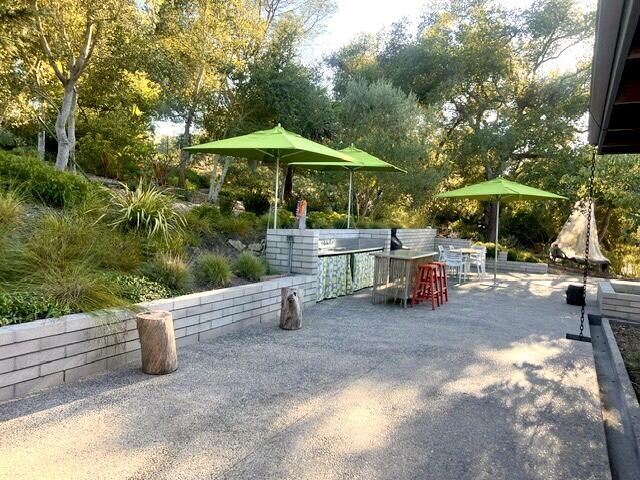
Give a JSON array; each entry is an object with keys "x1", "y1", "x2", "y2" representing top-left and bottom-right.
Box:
[{"x1": 371, "y1": 250, "x2": 438, "y2": 307}]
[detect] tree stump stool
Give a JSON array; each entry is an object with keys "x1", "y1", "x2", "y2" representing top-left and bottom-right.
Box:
[
  {"x1": 279, "y1": 287, "x2": 303, "y2": 330},
  {"x1": 135, "y1": 310, "x2": 178, "y2": 374}
]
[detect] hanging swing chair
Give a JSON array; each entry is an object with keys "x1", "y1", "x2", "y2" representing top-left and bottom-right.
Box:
[{"x1": 550, "y1": 199, "x2": 610, "y2": 271}]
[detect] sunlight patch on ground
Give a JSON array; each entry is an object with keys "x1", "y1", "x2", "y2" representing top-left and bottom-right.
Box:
[{"x1": 0, "y1": 405, "x2": 165, "y2": 479}]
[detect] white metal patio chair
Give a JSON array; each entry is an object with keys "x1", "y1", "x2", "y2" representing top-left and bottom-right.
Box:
[
  {"x1": 442, "y1": 250, "x2": 469, "y2": 283},
  {"x1": 437, "y1": 245, "x2": 445, "y2": 260},
  {"x1": 468, "y1": 245, "x2": 486, "y2": 279}
]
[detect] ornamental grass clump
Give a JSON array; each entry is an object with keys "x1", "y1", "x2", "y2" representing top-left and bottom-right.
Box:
[
  {"x1": 108, "y1": 180, "x2": 185, "y2": 242},
  {"x1": 233, "y1": 251, "x2": 266, "y2": 282},
  {"x1": 143, "y1": 253, "x2": 192, "y2": 293},
  {"x1": 0, "y1": 190, "x2": 23, "y2": 229},
  {"x1": 194, "y1": 253, "x2": 231, "y2": 288}
]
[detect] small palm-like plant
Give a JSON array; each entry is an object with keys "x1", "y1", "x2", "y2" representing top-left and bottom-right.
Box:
[{"x1": 108, "y1": 181, "x2": 185, "y2": 241}]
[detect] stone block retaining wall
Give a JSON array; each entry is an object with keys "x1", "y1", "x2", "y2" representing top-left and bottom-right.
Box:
[
  {"x1": 0, "y1": 275, "x2": 315, "y2": 402},
  {"x1": 599, "y1": 280, "x2": 640, "y2": 322},
  {"x1": 397, "y1": 229, "x2": 437, "y2": 250},
  {"x1": 485, "y1": 259, "x2": 549, "y2": 274}
]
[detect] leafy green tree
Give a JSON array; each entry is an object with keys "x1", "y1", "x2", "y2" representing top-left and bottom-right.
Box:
[
  {"x1": 152, "y1": 0, "x2": 265, "y2": 187},
  {"x1": 338, "y1": 78, "x2": 437, "y2": 221},
  {"x1": 331, "y1": 0, "x2": 593, "y2": 240}
]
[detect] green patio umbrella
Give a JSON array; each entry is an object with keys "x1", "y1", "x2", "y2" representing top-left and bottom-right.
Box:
[
  {"x1": 184, "y1": 125, "x2": 354, "y2": 227},
  {"x1": 435, "y1": 177, "x2": 567, "y2": 285},
  {"x1": 289, "y1": 145, "x2": 406, "y2": 228}
]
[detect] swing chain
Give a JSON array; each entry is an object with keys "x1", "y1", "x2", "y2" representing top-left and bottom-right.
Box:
[{"x1": 578, "y1": 150, "x2": 596, "y2": 339}]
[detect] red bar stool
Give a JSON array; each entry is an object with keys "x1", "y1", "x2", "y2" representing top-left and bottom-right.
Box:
[
  {"x1": 433, "y1": 261, "x2": 449, "y2": 304},
  {"x1": 411, "y1": 263, "x2": 440, "y2": 310}
]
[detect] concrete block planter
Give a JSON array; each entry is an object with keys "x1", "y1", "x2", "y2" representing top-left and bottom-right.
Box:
[
  {"x1": 599, "y1": 280, "x2": 640, "y2": 322},
  {"x1": 590, "y1": 317, "x2": 640, "y2": 476},
  {"x1": 0, "y1": 274, "x2": 316, "y2": 403}
]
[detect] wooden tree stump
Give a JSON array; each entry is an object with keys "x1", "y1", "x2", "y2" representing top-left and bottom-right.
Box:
[
  {"x1": 279, "y1": 287, "x2": 303, "y2": 330},
  {"x1": 135, "y1": 310, "x2": 178, "y2": 375}
]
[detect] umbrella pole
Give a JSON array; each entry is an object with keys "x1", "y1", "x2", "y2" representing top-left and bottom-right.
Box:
[
  {"x1": 494, "y1": 198, "x2": 500, "y2": 285},
  {"x1": 347, "y1": 171, "x2": 353, "y2": 229},
  {"x1": 274, "y1": 153, "x2": 280, "y2": 229}
]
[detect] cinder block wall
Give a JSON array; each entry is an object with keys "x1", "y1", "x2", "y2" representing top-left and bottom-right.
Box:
[
  {"x1": 434, "y1": 237, "x2": 472, "y2": 250},
  {"x1": 318, "y1": 228, "x2": 391, "y2": 250},
  {"x1": 396, "y1": 228, "x2": 437, "y2": 250},
  {"x1": 265, "y1": 230, "x2": 319, "y2": 275},
  {"x1": 0, "y1": 275, "x2": 316, "y2": 402},
  {"x1": 599, "y1": 280, "x2": 640, "y2": 322}
]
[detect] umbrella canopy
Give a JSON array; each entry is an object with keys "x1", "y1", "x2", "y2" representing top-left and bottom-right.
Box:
[
  {"x1": 184, "y1": 125, "x2": 354, "y2": 163},
  {"x1": 184, "y1": 125, "x2": 354, "y2": 227},
  {"x1": 435, "y1": 177, "x2": 567, "y2": 285},
  {"x1": 289, "y1": 145, "x2": 406, "y2": 173},
  {"x1": 289, "y1": 145, "x2": 406, "y2": 227},
  {"x1": 435, "y1": 177, "x2": 566, "y2": 202}
]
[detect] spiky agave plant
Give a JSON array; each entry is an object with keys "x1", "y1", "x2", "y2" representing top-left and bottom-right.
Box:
[{"x1": 108, "y1": 181, "x2": 186, "y2": 242}]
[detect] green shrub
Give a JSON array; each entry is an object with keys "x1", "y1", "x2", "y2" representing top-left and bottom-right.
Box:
[
  {"x1": 112, "y1": 274, "x2": 173, "y2": 302},
  {"x1": 243, "y1": 192, "x2": 271, "y2": 215},
  {"x1": 108, "y1": 180, "x2": 185, "y2": 241},
  {"x1": 0, "y1": 150, "x2": 89, "y2": 207},
  {"x1": 194, "y1": 253, "x2": 231, "y2": 287},
  {"x1": 473, "y1": 242, "x2": 543, "y2": 263},
  {"x1": 217, "y1": 215, "x2": 254, "y2": 236},
  {"x1": 259, "y1": 209, "x2": 296, "y2": 229},
  {"x1": 186, "y1": 205, "x2": 257, "y2": 237},
  {"x1": 233, "y1": 251, "x2": 266, "y2": 281},
  {"x1": 0, "y1": 190, "x2": 23, "y2": 229},
  {"x1": 186, "y1": 169, "x2": 209, "y2": 189},
  {"x1": 307, "y1": 211, "x2": 331, "y2": 229},
  {"x1": 0, "y1": 292, "x2": 72, "y2": 326},
  {"x1": 143, "y1": 253, "x2": 192, "y2": 292}
]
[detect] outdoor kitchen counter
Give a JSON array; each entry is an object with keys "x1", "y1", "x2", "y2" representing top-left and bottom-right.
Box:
[
  {"x1": 316, "y1": 238, "x2": 385, "y2": 301},
  {"x1": 371, "y1": 250, "x2": 439, "y2": 307}
]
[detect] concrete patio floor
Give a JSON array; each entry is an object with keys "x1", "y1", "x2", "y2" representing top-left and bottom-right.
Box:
[{"x1": 0, "y1": 272, "x2": 609, "y2": 480}]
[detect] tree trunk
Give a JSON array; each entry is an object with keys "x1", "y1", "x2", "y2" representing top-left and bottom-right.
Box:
[
  {"x1": 178, "y1": 65, "x2": 206, "y2": 188},
  {"x1": 599, "y1": 206, "x2": 613, "y2": 246},
  {"x1": 68, "y1": 88, "x2": 77, "y2": 173},
  {"x1": 279, "y1": 287, "x2": 303, "y2": 330},
  {"x1": 178, "y1": 113, "x2": 193, "y2": 188},
  {"x1": 37, "y1": 130, "x2": 45, "y2": 160},
  {"x1": 208, "y1": 155, "x2": 219, "y2": 203},
  {"x1": 54, "y1": 82, "x2": 75, "y2": 170},
  {"x1": 485, "y1": 202, "x2": 498, "y2": 243},
  {"x1": 208, "y1": 156, "x2": 231, "y2": 204},
  {"x1": 283, "y1": 166, "x2": 293, "y2": 200},
  {"x1": 135, "y1": 310, "x2": 178, "y2": 375}
]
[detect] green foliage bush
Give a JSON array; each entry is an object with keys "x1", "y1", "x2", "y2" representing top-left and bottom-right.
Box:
[
  {"x1": 243, "y1": 192, "x2": 271, "y2": 215},
  {"x1": 143, "y1": 253, "x2": 192, "y2": 292},
  {"x1": 259, "y1": 209, "x2": 296, "y2": 229},
  {"x1": 194, "y1": 253, "x2": 231, "y2": 287},
  {"x1": 473, "y1": 242, "x2": 544, "y2": 263},
  {"x1": 0, "y1": 150, "x2": 88, "y2": 207},
  {"x1": 607, "y1": 245, "x2": 640, "y2": 278},
  {"x1": 108, "y1": 180, "x2": 185, "y2": 241},
  {"x1": 186, "y1": 205, "x2": 258, "y2": 237},
  {"x1": 112, "y1": 274, "x2": 173, "y2": 302},
  {"x1": 233, "y1": 251, "x2": 266, "y2": 281},
  {"x1": 0, "y1": 292, "x2": 72, "y2": 326}
]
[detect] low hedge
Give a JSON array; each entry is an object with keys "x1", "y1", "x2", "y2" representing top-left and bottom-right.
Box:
[
  {"x1": 0, "y1": 150, "x2": 89, "y2": 207},
  {"x1": 474, "y1": 242, "x2": 544, "y2": 264},
  {"x1": 0, "y1": 292, "x2": 73, "y2": 326}
]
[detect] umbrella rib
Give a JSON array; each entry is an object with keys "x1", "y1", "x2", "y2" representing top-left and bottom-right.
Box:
[{"x1": 256, "y1": 148, "x2": 275, "y2": 158}]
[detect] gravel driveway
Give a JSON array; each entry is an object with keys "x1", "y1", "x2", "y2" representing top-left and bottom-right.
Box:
[{"x1": 0, "y1": 273, "x2": 609, "y2": 480}]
